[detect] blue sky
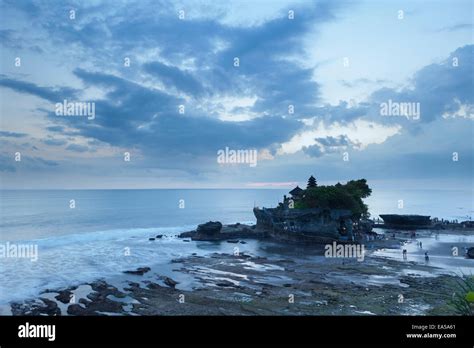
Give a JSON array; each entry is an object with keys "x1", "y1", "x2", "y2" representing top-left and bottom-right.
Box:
[{"x1": 0, "y1": 0, "x2": 472, "y2": 189}]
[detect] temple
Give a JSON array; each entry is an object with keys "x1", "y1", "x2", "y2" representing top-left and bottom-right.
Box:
[{"x1": 253, "y1": 185, "x2": 363, "y2": 244}]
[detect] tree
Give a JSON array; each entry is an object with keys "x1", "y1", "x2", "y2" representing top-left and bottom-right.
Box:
[
  {"x1": 345, "y1": 179, "x2": 372, "y2": 198},
  {"x1": 299, "y1": 178, "x2": 372, "y2": 219},
  {"x1": 307, "y1": 175, "x2": 317, "y2": 188}
]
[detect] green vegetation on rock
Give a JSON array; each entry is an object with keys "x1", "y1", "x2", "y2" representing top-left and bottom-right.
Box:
[{"x1": 295, "y1": 178, "x2": 372, "y2": 219}]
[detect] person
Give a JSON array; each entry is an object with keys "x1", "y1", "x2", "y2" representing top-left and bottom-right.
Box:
[
  {"x1": 403, "y1": 249, "x2": 407, "y2": 259},
  {"x1": 419, "y1": 241, "x2": 422, "y2": 249},
  {"x1": 424, "y1": 252, "x2": 429, "y2": 262}
]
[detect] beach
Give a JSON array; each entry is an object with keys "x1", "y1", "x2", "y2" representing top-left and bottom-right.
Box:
[{"x1": 5, "y1": 228, "x2": 474, "y2": 316}]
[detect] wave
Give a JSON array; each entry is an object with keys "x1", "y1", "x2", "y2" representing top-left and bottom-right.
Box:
[
  {"x1": 5, "y1": 224, "x2": 198, "y2": 247},
  {"x1": 0, "y1": 220, "x2": 255, "y2": 307}
]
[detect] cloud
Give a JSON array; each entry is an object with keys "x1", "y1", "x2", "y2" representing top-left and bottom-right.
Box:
[
  {"x1": 42, "y1": 138, "x2": 67, "y2": 146},
  {"x1": 0, "y1": 154, "x2": 58, "y2": 173},
  {"x1": 46, "y1": 126, "x2": 65, "y2": 132},
  {"x1": 31, "y1": 157, "x2": 59, "y2": 167},
  {"x1": 0, "y1": 76, "x2": 77, "y2": 102},
  {"x1": 66, "y1": 144, "x2": 89, "y2": 152},
  {"x1": 339, "y1": 78, "x2": 389, "y2": 88},
  {"x1": 143, "y1": 61, "x2": 204, "y2": 97},
  {"x1": 302, "y1": 135, "x2": 358, "y2": 158},
  {"x1": 437, "y1": 23, "x2": 472, "y2": 32},
  {"x1": 0, "y1": 0, "x2": 472, "y2": 187},
  {"x1": 0, "y1": 131, "x2": 28, "y2": 138},
  {"x1": 369, "y1": 45, "x2": 473, "y2": 125}
]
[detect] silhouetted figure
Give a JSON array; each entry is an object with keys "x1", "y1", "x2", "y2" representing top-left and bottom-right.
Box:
[
  {"x1": 403, "y1": 249, "x2": 407, "y2": 259},
  {"x1": 424, "y1": 252, "x2": 429, "y2": 262},
  {"x1": 419, "y1": 241, "x2": 422, "y2": 249}
]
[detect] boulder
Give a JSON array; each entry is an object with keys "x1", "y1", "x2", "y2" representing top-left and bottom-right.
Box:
[
  {"x1": 55, "y1": 289, "x2": 74, "y2": 304},
  {"x1": 178, "y1": 222, "x2": 260, "y2": 241},
  {"x1": 196, "y1": 221, "x2": 223, "y2": 235},
  {"x1": 162, "y1": 277, "x2": 179, "y2": 288},
  {"x1": 123, "y1": 267, "x2": 151, "y2": 275}
]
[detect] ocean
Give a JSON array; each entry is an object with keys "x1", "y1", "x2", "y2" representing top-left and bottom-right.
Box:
[{"x1": 0, "y1": 188, "x2": 472, "y2": 306}]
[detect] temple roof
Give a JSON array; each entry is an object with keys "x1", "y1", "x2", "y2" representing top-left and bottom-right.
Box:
[{"x1": 289, "y1": 186, "x2": 304, "y2": 195}]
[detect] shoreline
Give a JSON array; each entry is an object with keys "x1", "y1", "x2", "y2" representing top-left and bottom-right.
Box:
[{"x1": 5, "y1": 226, "x2": 473, "y2": 316}]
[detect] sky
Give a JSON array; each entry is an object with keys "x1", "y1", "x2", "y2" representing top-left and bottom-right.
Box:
[{"x1": 0, "y1": 0, "x2": 473, "y2": 189}]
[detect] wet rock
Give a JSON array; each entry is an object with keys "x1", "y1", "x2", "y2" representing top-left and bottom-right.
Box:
[
  {"x1": 11, "y1": 298, "x2": 60, "y2": 316},
  {"x1": 63, "y1": 281, "x2": 128, "y2": 315},
  {"x1": 178, "y1": 231, "x2": 194, "y2": 238},
  {"x1": 55, "y1": 289, "x2": 74, "y2": 304},
  {"x1": 156, "y1": 234, "x2": 163, "y2": 239},
  {"x1": 147, "y1": 282, "x2": 163, "y2": 290},
  {"x1": 67, "y1": 304, "x2": 87, "y2": 315},
  {"x1": 197, "y1": 221, "x2": 223, "y2": 235},
  {"x1": 162, "y1": 277, "x2": 179, "y2": 288},
  {"x1": 179, "y1": 222, "x2": 260, "y2": 241},
  {"x1": 90, "y1": 280, "x2": 109, "y2": 292},
  {"x1": 149, "y1": 238, "x2": 155, "y2": 241},
  {"x1": 216, "y1": 280, "x2": 235, "y2": 287},
  {"x1": 124, "y1": 282, "x2": 140, "y2": 291},
  {"x1": 40, "y1": 298, "x2": 61, "y2": 316},
  {"x1": 123, "y1": 267, "x2": 151, "y2": 276}
]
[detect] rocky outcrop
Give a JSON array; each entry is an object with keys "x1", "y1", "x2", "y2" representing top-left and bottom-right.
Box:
[
  {"x1": 197, "y1": 221, "x2": 222, "y2": 235},
  {"x1": 253, "y1": 207, "x2": 355, "y2": 243},
  {"x1": 380, "y1": 214, "x2": 431, "y2": 229},
  {"x1": 179, "y1": 221, "x2": 261, "y2": 241}
]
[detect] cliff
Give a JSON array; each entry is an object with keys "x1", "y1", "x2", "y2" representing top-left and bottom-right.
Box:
[{"x1": 253, "y1": 206, "x2": 355, "y2": 243}]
